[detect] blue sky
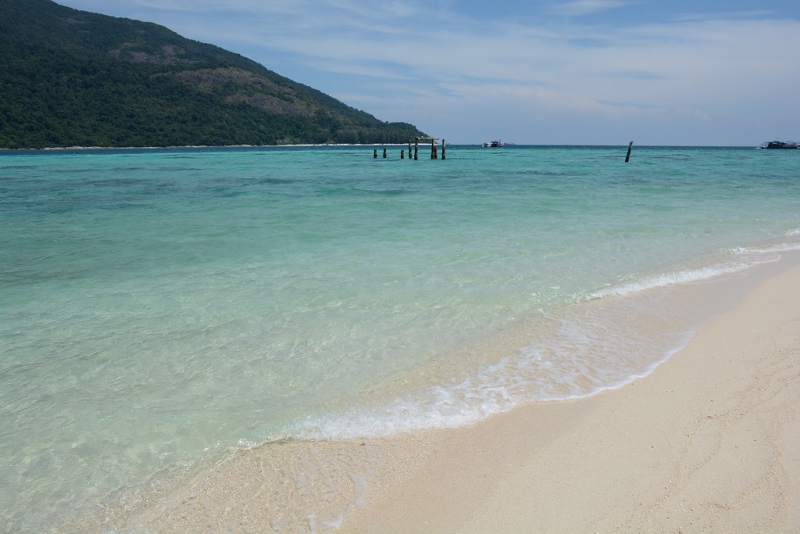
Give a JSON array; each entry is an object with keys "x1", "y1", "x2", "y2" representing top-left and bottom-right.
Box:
[{"x1": 56, "y1": 0, "x2": 800, "y2": 145}]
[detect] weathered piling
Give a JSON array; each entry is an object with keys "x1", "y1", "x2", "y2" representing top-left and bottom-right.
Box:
[
  {"x1": 373, "y1": 149, "x2": 377, "y2": 159},
  {"x1": 625, "y1": 141, "x2": 634, "y2": 162},
  {"x1": 394, "y1": 137, "x2": 445, "y2": 162},
  {"x1": 383, "y1": 148, "x2": 387, "y2": 159}
]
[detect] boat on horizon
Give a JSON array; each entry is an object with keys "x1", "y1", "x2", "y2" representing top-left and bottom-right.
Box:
[
  {"x1": 483, "y1": 140, "x2": 504, "y2": 147},
  {"x1": 759, "y1": 141, "x2": 798, "y2": 149}
]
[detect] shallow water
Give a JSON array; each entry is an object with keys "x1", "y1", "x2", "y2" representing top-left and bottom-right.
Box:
[{"x1": 1, "y1": 145, "x2": 799, "y2": 531}]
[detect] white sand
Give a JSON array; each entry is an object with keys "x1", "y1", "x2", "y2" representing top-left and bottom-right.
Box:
[{"x1": 345, "y1": 263, "x2": 800, "y2": 533}]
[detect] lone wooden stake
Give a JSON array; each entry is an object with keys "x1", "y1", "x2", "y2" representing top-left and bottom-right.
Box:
[
  {"x1": 373, "y1": 149, "x2": 377, "y2": 159},
  {"x1": 442, "y1": 139, "x2": 446, "y2": 160},
  {"x1": 383, "y1": 148, "x2": 387, "y2": 159},
  {"x1": 625, "y1": 141, "x2": 634, "y2": 162}
]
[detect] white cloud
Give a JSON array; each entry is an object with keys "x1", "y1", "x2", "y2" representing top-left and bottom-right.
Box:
[{"x1": 551, "y1": 0, "x2": 632, "y2": 17}]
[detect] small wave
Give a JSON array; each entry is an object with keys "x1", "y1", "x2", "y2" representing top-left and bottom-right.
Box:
[
  {"x1": 288, "y1": 377, "x2": 511, "y2": 440},
  {"x1": 732, "y1": 241, "x2": 800, "y2": 254},
  {"x1": 285, "y1": 312, "x2": 695, "y2": 441},
  {"x1": 589, "y1": 254, "x2": 778, "y2": 299}
]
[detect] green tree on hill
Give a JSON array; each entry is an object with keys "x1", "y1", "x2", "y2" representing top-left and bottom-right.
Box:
[{"x1": 0, "y1": 0, "x2": 426, "y2": 149}]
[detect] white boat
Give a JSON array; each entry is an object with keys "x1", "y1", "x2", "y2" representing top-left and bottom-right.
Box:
[
  {"x1": 758, "y1": 141, "x2": 798, "y2": 149},
  {"x1": 482, "y1": 139, "x2": 503, "y2": 147}
]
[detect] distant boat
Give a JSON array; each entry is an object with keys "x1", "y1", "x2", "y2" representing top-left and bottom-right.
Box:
[
  {"x1": 759, "y1": 141, "x2": 798, "y2": 149},
  {"x1": 483, "y1": 140, "x2": 504, "y2": 147}
]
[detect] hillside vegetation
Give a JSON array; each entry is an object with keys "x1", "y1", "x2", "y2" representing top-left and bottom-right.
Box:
[{"x1": 0, "y1": 0, "x2": 426, "y2": 149}]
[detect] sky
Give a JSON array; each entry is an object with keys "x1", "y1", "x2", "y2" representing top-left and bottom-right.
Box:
[{"x1": 55, "y1": 0, "x2": 800, "y2": 145}]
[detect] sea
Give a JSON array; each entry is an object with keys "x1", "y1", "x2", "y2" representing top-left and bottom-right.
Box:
[{"x1": 1, "y1": 145, "x2": 799, "y2": 532}]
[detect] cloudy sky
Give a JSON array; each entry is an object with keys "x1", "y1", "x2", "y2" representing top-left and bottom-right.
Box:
[{"x1": 57, "y1": 0, "x2": 800, "y2": 145}]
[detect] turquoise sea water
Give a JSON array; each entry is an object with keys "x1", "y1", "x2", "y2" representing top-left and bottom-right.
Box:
[{"x1": 1, "y1": 145, "x2": 799, "y2": 531}]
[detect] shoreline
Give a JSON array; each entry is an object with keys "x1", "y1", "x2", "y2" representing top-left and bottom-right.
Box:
[
  {"x1": 0, "y1": 143, "x2": 423, "y2": 152},
  {"x1": 0, "y1": 144, "x2": 762, "y2": 152},
  {"x1": 90, "y1": 253, "x2": 800, "y2": 533},
  {"x1": 344, "y1": 261, "x2": 800, "y2": 533}
]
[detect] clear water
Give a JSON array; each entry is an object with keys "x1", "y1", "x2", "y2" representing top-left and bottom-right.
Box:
[{"x1": 1, "y1": 145, "x2": 799, "y2": 531}]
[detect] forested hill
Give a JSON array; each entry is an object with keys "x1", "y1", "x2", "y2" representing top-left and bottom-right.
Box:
[{"x1": 0, "y1": 0, "x2": 426, "y2": 149}]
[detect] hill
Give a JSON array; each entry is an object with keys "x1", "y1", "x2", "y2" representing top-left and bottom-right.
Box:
[{"x1": 0, "y1": 0, "x2": 426, "y2": 149}]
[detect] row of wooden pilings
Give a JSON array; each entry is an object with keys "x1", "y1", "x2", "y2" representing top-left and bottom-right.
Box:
[{"x1": 374, "y1": 137, "x2": 445, "y2": 160}]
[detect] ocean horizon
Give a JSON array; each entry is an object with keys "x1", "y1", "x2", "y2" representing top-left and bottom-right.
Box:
[{"x1": 2, "y1": 144, "x2": 799, "y2": 531}]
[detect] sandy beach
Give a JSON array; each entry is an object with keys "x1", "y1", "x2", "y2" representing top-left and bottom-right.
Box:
[
  {"x1": 341, "y1": 262, "x2": 800, "y2": 533},
  {"x1": 106, "y1": 259, "x2": 800, "y2": 534}
]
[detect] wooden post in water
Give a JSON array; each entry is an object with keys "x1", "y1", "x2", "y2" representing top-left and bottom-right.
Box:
[
  {"x1": 383, "y1": 148, "x2": 387, "y2": 159},
  {"x1": 442, "y1": 139, "x2": 446, "y2": 160},
  {"x1": 373, "y1": 149, "x2": 377, "y2": 159},
  {"x1": 431, "y1": 138, "x2": 435, "y2": 159},
  {"x1": 625, "y1": 141, "x2": 634, "y2": 162},
  {"x1": 408, "y1": 140, "x2": 412, "y2": 160},
  {"x1": 414, "y1": 138, "x2": 419, "y2": 160},
  {"x1": 401, "y1": 149, "x2": 405, "y2": 159}
]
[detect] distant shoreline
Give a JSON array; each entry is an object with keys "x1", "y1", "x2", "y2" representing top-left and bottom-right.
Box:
[
  {"x1": 0, "y1": 143, "x2": 766, "y2": 152},
  {"x1": 0, "y1": 143, "x2": 415, "y2": 151}
]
